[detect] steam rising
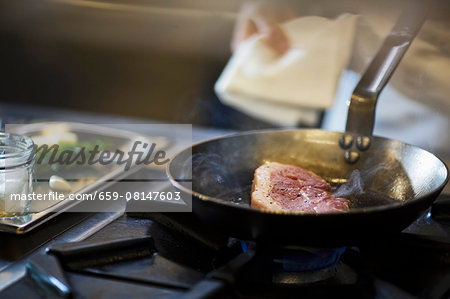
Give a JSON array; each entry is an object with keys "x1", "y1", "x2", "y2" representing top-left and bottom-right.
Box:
[
  {"x1": 181, "y1": 151, "x2": 409, "y2": 208},
  {"x1": 190, "y1": 153, "x2": 244, "y2": 199},
  {"x1": 334, "y1": 169, "x2": 364, "y2": 198},
  {"x1": 334, "y1": 163, "x2": 393, "y2": 198}
]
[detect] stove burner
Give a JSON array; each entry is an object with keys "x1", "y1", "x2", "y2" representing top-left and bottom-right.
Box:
[
  {"x1": 242, "y1": 241, "x2": 345, "y2": 272},
  {"x1": 274, "y1": 247, "x2": 346, "y2": 272},
  {"x1": 240, "y1": 242, "x2": 349, "y2": 285}
]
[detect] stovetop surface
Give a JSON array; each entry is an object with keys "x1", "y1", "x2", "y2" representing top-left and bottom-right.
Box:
[{"x1": 1, "y1": 194, "x2": 449, "y2": 299}]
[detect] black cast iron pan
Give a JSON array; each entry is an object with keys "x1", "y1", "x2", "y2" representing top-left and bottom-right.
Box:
[{"x1": 167, "y1": 2, "x2": 449, "y2": 246}]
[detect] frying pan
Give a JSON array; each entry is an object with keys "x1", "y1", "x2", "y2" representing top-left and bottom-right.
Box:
[{"x1": 167, "y1": 3, "x2": 449, "y2": 246}]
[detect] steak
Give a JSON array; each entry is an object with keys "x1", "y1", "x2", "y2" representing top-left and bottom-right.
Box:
[{"x1": 251, "y1": 162, "x2": 350, "y2": 213}]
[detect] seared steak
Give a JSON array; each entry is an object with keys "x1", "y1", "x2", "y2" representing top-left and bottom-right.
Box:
[{"x1": 251, "y1": 162, "x2": 349, "y2": 213}]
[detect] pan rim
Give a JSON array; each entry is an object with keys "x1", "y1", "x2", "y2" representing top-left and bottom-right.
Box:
[{"x1": 167, "y1": 128, "x2": 449, "y2": 216}]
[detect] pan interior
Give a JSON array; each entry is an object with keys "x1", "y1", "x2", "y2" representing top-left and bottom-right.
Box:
[{"x1": 169, "y1": 130, "x2": 448, "y2": 213}]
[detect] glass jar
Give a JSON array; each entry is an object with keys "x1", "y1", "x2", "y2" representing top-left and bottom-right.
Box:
[{"x1": 0, "y1": 132, "x2": 35, "y2": 218}]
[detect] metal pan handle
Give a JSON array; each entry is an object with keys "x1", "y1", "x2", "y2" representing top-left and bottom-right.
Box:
[{"x1": 340, "y1": 0, "x2": 431, "y2": 163}]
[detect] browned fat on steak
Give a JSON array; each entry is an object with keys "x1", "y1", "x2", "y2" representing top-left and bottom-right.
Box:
[{"x1": 251, "y1": 162, "x2": 350, "y2": 213}]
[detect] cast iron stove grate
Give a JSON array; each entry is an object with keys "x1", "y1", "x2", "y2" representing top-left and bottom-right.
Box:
[{"x1": 2, "y1": 195, "x2": 450, "y2": 299}]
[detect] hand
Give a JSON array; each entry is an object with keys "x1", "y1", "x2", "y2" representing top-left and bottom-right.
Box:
[{"x1": 231, "y1": 2, "x2": 296, "y2": 55}]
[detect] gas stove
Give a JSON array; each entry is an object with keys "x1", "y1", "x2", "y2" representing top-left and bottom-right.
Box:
[
  {"x1": 1, "y1": 194, "x2": 449, "y2": 299},
  {"x1": 0, "y1": 106, "x2": 448, "y2": 298}
]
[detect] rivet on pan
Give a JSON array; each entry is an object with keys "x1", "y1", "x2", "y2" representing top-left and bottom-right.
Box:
[
  {"x1": 356, "y1": 136, "x2": 371, "y2": 151},
  {"x1": 339, "y1": 134, "x2": 354, "y2": 149},
  {"x1": 345, "y1": 150, "x2": 359, "y2": 164}
]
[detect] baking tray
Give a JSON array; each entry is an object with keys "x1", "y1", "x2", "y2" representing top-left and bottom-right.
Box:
[{"x1": 1, "y1": 122, "x2": 170, "y2": 234}]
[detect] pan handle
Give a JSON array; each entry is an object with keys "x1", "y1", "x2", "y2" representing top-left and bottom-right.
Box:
[{"x1": 340, "y1": 0, "x2": 431, "y2": 163}]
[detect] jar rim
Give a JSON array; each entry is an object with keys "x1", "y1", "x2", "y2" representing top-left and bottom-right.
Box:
[{"x1": 0, "y1": 132, "x2": 35, "y2": 165}]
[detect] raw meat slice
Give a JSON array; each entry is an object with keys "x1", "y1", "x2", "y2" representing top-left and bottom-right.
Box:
[{"x1": 251, "y1": 162, "x2": 349, "y2": 213}]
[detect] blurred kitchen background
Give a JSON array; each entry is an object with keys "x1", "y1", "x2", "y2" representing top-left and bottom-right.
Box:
[{"x1": 0, "y1": 0, "x2": 449, "y2": 141}]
